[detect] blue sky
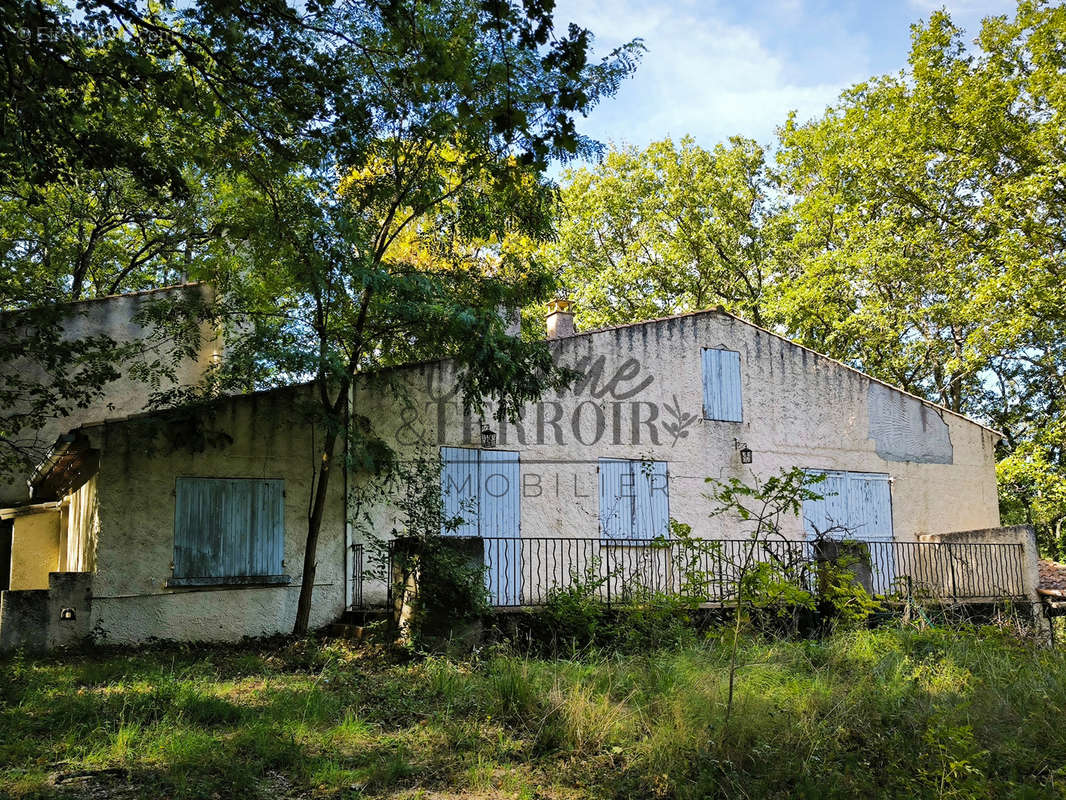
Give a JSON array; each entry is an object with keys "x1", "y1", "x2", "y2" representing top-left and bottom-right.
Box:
[{"x1": 555, "y1": 0, "x2": 1018, "y2": 153}]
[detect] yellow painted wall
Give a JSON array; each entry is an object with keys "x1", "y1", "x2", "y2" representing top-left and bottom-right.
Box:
[{"x1": 10, "y1": 510, "x2": 61, "y2": 590}]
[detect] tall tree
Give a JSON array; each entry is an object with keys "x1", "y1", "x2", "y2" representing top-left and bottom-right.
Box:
[
  {"x1": 774, "y1": 2, "x2": 1066, "y2": 553},
  {"x1": 0, "y1": 0, "x2": 333, "y2": 473},
  {"x1": 539, "y1": 136, "x2": 779, "y2": 329},
  {"x1": 205, "y1": 0, "x2": 641, "y2": 632}
]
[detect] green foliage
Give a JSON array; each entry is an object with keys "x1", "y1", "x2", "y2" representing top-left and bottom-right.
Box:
[
  {"x1": 814, "y1": 552, "x2": 883, "y2": 624},
  {"x1": 359, "y1": 450, "x2": 489, "y2": 647},
  {"x1": 1, "y1": 628, "x2": 1064, "y2": 799},
  {"x1": 539, "y1": 561, "x2": 610, "y2": 650},
  {"x1": 403, "y1": 538, "x2": 491, "y2": 642},
  {"x1": 772, "y1": 5, "x2": 1066, "y2": 554},
  {"x1": 188, "y1": 0, "x2": 642, "y2": 633},
  {"x1": 539, "y1": 135, "x2": 778, "y2": 330},
  {"x1": 542, "y1": 4, "x2": 1066, "y2": 555},
  {"x1": 0, "y1": 0, "x2": 642, "y2": 630}
]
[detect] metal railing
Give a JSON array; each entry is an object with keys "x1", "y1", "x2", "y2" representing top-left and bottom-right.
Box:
[
  {"x1": 395, "y1": 537, "x2": 1028, "y2": 609},
  {"x1": 350, "y1": 542, "x2": 364, "y2": 609}
]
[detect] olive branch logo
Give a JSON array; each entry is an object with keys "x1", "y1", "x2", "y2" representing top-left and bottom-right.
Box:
[{"x1": 662, "y1": 394, "x2": 697, "y2": 446}]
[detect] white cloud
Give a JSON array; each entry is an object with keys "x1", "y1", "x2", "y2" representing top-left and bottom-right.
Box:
[
  {"x1": 551, "y1": 0, "x2": 1017, "y2": 156},
  {"x1": 555, "y1": 0, "x2": 858, "y2": 151}
]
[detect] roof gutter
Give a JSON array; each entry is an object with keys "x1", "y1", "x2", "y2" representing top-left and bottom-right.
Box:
[{"x1": 28, "y1": 432, "x2": 77, "y2": 500}]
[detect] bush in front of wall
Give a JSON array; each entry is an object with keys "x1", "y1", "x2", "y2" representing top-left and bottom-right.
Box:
[{"x1": 390, "y1": 534, "x2": 491, "y2": 651}]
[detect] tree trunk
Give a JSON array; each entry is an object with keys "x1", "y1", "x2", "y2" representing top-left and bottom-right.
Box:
[{"x1": 293, "y1": 429, "x2": 339, "y2": 635}]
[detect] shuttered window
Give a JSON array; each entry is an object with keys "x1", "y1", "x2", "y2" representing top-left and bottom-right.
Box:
[
  {"x1": 802, "y1": 469, "x2": 895, "y2": 583},
  {"x1": 598, "y1": 458, "x2": 669, "y2": 541},
  {"x1": 170, "y1": 478, "x2": 287, "y2": 586},
  {"x1": 440, "y1": 447, "x2": 521, "y2": 605},
  {"x1": 702, "y1": 347, "x2": 743, "y2": 422},
  {"x1": 801, "y1": 470, "x2": 893, "y2": 541}
]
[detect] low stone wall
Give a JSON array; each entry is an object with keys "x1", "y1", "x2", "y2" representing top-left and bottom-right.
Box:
[
  {"x1": 0, "y1": 571, "x2": 92, "y2": 652},
  {"x1": 918, "y1": 525, "x2": 1040, "y2": 600},
  {"x1": 918, "y1": 525, "x2": 1047, "y2": 634}
]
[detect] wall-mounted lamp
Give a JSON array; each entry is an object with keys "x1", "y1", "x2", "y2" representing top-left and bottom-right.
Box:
[
  {"x1": 59, "y1": 607, "x2": 76, "y2": 621},
  {"x1": 735, "y1": 438, "x2": 753, "y2": 464},
  {"x1": 480, "y1": 427, "x2": 497, "y2": 449}
]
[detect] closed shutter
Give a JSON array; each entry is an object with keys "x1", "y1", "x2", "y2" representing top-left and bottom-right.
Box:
[
  {"x1": 439, "y1": 447, "x2": 521, "y2": 605},
  {"x1": 600, "y1": 458, "x2": 670, "y2": 540},
  {"x1": 480, "y1": 450, "x2": 519, "y2": 538},
  {"x1": 702, "y1": 348, "x2": 743, "y2": 422},
  {"x1": 844, "y1": 473, "x2": 893, "y2": 541},
  {"x1": 480, "y1": 449, "x2": 521, "y2": 605},
  {"x1": 802, "y1": 470, "x2": 848, "y2": 537},
  {"x1": 599, "y1": 458, "x2": 634, "y2": 540},
  {"x1": 803, "y1": 470, "x2": 892, "y2": 541},
  {"x1": 173, "y1": 478, "x2": 284, "y2": 579},
  {"x1": 802, "y1": 469, "x2": 895, "y2": 586},
  {"x1": 441, "y1": 446, "x2": 479, "y2": 537},
  {"x1": 633, "y1": 460, "x2": 670, "y2": 539}
]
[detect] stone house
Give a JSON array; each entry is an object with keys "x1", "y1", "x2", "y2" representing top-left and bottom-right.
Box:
[{"x1": 0, "y1": 297, "x2": 1042, "y2": 649}]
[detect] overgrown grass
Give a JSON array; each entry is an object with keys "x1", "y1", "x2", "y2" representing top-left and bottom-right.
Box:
[{"x1": 1, "y1": 625, "x2": 1064, "y2": 798}]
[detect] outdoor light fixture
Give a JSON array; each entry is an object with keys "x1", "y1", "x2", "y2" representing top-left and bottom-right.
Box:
[
  {"x1": 735, "y1": 438, "x2": 753, "y2": 464},
  {"x1": 59, "y1": 607, "x2": 76, "y2": 621},
  {"x1": 480, "y1": 427, "x2": 497, "y2": 449}
]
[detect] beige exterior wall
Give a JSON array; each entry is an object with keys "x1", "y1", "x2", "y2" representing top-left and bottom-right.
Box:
[
  {"x1": 9, "y1": 509, "x2": 61, "y2": 590},
  {"x1": 60, "y1": 474, "x2": 99, "y2": 573},
  {"x1": 83, "y1": 386, "x2": 347, "y2": 645},
  {"x1": 9, "y1": 308, "x2": 1002, "y2": 641},
  {"x1": 0, "y1": 284, "x2": 220, "y2": 506},
  {"x1": 354, "y1": 310, "x2": 1000, "y2": 603}
]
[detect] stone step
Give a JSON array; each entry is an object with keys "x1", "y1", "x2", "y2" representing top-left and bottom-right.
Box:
[
  {"x1": 327, "y1": 622, "x2": 368, "y2": 640},
  {"x1": 339, "y1": 608, "x2": 390, "y2": 626}
]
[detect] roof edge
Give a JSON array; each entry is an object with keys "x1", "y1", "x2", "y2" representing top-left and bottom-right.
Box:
[{"x1": 551, "y1": 307, "x2": 1005, "y2": 439}]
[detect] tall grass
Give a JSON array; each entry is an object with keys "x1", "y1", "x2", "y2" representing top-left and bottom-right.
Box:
[{"x1": 1, "y1": 627, "x2": 1064, "y2": 798}]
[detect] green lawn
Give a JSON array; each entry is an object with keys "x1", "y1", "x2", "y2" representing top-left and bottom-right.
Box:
[{"x1": 1, "y1": 625, "x2": 1065, "y2": 799}]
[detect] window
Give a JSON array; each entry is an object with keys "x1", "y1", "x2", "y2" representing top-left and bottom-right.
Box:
[
  {"x1": 702, "y1": 347, "x2": 743, "y2": 421},
  {"x1": 440, "y1": 447, "x2": 521, "y2": 605},
  {"x1": 169, "y1": 477, "x2": 288, "y2": 587},
  {"x1": 598, "y1": 458, "x2": 669, "y2": 541},
  {"x1": 801, "y1": 470, "x2": 893, "y2": 541},
  {"x1": 802, "y1": 469, "x2": 894, "y2": 582}
]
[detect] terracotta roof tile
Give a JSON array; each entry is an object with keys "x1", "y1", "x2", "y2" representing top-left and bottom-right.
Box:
[{"x1": 1039, "y1": 559, "x2": 1066, "y2": 591}]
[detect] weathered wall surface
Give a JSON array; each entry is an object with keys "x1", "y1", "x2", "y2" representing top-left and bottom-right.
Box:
[
  {"x1": 9, "y1": 509, "x2": 60, "y2": 590},
  {"x1": 0, "y1": 284, "x2": 219, "y2": 506},
  {"x1": 0, "y1": 571, "x2": 93, "y2": 652},
  {"x1": 84, "y1": 386, "x2": 347, "y2": 645},
  {"x1": 919, "y1": 525, "x2": 1041, "y2": 601},
  {"x1": 353, "y1": 310, "x2": 1000, "y2": 603}
]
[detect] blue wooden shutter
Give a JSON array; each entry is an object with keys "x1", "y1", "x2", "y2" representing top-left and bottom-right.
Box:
[
  {"x1": 632, "y1": 460, "x2": 669, "y2": 539},
  {"x1": 702, "y1": 348, "x2": 743, "y2": 422},
  {"x1": 441, "y1": 447, "x2": 479, "y2": 537},
  {"x1": 479, "y1": 450, "x2": 519, "y2": 538},
  {"x1": 802, "y1": 470, "x2": 848, "y2": 538},
  {"x1": 174, "y1": 478, "x2": 284, "y2": 579},
  {"x1": 480, "y1": 449, "x2": 521, "y2": 605},
  {"x1": 844, "y1": 473, "x2": 893, "y2": 541},
  {"x1": 803, "y1": 470, "x2": 895, "y2": 589},
  {"x1": 844, "y1": 472, "x2": 895, "y2": 587},
  {"x1": 599, "y1": 458, "x2": 634, "y2": 540}
]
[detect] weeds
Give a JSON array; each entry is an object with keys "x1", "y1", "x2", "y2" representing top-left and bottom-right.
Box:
[{"x1": 0, "y1": 626, "x2": 1063, "y2": 799}]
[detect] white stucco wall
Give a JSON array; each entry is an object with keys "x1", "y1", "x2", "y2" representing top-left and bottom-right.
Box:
[
  {"x1": 0, "y1": 284, "x2": 219, "y2": 506},
  {"x1": 352, "y1": 310, "x2": 1000, "y2": 603},
  {"x1": 83, "y1": 386, "x2": 348, "y2": 645}
]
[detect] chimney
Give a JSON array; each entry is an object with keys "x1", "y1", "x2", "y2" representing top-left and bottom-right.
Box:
[
  {"x1": 545, "y1": 298, "x2": 575, "y2": 339},
  {"x1": 498, "y1": 305, "x2": 521, "y2": 338}
]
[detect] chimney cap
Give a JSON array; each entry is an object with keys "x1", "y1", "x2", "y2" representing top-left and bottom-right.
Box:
[
  {"x1": 545, "y1": 298, "x2": 575, "y2": 339},
  {"x1": 547, "y1": 298, "x2": 573, "y2": 315}
]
